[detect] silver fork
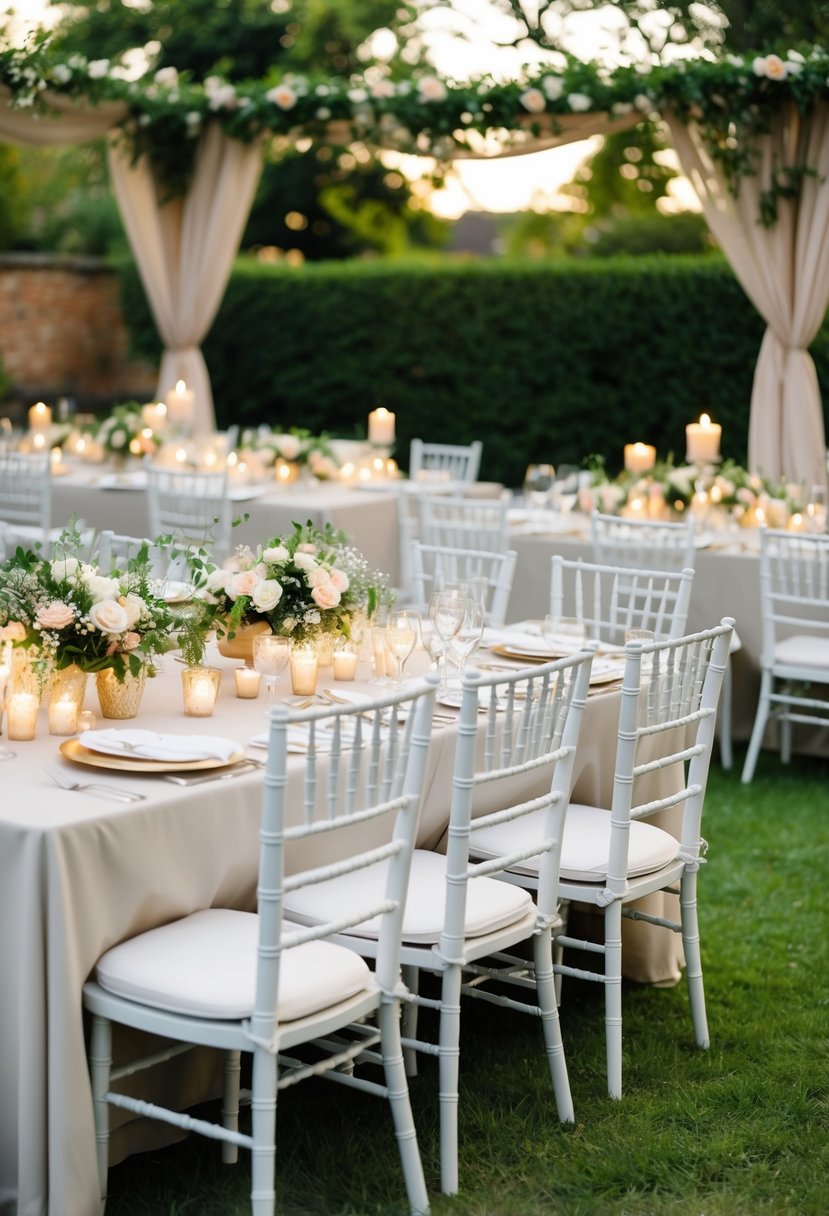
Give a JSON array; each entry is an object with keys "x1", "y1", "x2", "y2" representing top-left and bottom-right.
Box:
[{"x1": 46, "y1": 765, "x2": 145, "y2": 804}]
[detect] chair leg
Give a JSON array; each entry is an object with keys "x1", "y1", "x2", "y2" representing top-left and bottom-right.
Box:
[
  {"x1": 718, "y1": 663, "x2": 733, "y2": 771},
  {"x1": 780, "y1": 707, "x2": 792, "y2": 764},
  {"x1": 679, "y1": 869, "x2": 709, "y2": 1049},
  {"x1": 741, "y1": 670, "x2": 773, "y2": 784},
  {"x1": 533, "y1": 929, "x2": 574, "y2": 1122},
  {"x1": 401, "y1": 963, "x2": 420, "y2": 1077},
  {"x1": 604, "y1": 901, "x2": 624, "y2": 1100},
  {"x1": 89, "y1": 1013, "x2": 112, "y2": 1200},
  {"x1": 378, "y1": 998, "x2": 430, "y2": 1215},
  {"x1": 222, "y1": 1049, "x2": 241, "y2": 1165},
  {"x1": 437, "y1": 964, "x2": 463, "y2": 1195},
  {"x1": 250, "y1": 1047, "x2": 277, "y2": 1216}
]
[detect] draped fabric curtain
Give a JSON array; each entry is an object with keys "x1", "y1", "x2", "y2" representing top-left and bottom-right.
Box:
[
  {"x1": 0, "y1": 89, "x2": 127, "y2": 144},
  {"x1": 665, "y1": 103, "x2": 829, "y2": 493},
  {"x1": 107, "y1": 123, "x2": 264, "y2": 435}
]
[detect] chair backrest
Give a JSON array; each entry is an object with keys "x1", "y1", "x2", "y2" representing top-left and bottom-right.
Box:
[
  {"x1": 410, "y1": 542, "x2": 517, "y2": 627},
  {"x1": 253, "y1": 676, "x2": 438, "y2": 1049},
  {"x1": 97, "y1": 530, "x2": 172, "y2": 580},
  {"x1": 409, "y1": 439, "x2": 482, "y2": 486},
  {"x1": 0, "y1": 451, "x2": 51, "y2": 538},
  {"x1": 590, "y1": 511, "x2": 697, "y2": 573},
  {"x1": 418, "y1": 494, "x2": 510, "y2": 554},
  {"x1": 145, "y1": 464, "x2": 232, "y2": 561},
  {"x1": 602, "y1": 619, "x2": 734, "y2": 897},
  {"x1": 758, "y1": 527, "x2": 829, "y2": 665},
  {"x1": 444, "y1": 649, "x2": 594, "y2": 951},
  {"x1": 549, "y1": 556, "x2": 695, "y2": 648}
]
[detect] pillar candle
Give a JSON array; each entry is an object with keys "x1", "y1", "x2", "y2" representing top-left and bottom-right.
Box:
[
  {"x1": 234, "y1": 667, "x2": 261, "y2": 699},
  {"x1": 332, "y1": 648, "x2": 358, "y2": 681},
  {"x1": 142, "y1": 401, "x2": 167, "y2": 430},
  {"x1": 48, "y1": 697, "x2": 81, "y2": 736},
  {"x1": 623, "y1": 443, "x2": 656, "y2": 474},
  {"x1": 686, "y1": 414, "x2": 721, "y2": 463},
  {"x1": 166, "y1": 380, "x2": 195, "y2": 431},
  {"x1": 28, "y1": 401, "x2": 52, "y2": 430},
  {"x1": 368, "y1": 407, "x2": 395, "y2": 446},
  {"x1": 7, "y1": 692, "x2": 38, "y2": 740}
]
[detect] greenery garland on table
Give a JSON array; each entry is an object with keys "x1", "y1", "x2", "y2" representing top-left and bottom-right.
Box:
[{"x1": 1, "y1": 35, "x2": 828, "y2": 220}]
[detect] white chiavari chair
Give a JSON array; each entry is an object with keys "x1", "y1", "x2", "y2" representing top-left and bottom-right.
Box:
[
  {"x1": 418, "y1": 494, "x2": 510, "y2": 553},
  {"x1": 408, "y1": 439, "x2": 482, "y2": 486},
  {"x1": 145, "y1": 464, "x2": 233, "y2": 563},
  {"x1": 410, "y1": 542, "x2": 517, "y2": 628},
  {"x1": 549, "y1": 555, "x2": 694, "y2": 648}
]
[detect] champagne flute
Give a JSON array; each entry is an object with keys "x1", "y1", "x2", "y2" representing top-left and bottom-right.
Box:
[
  {"x1": 429, "y1": 591, "x2": 466, "y2": 694},
  {"x1": 252, "y1": 633, "x2": 290, "y2": 703},
  {"x1": 447, "y1": 597, "x2": 485, "y2": 687},
  {"x1": 523, "y1": 463, "x2": 555, "y2": 513},
  {"x1": 386, "y1": 610, "x2": 420, "y2": 685}
]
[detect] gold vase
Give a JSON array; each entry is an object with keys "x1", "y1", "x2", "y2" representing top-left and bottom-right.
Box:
[
  {"x1": 96, "y1": 666, "x2": 147, "y2": 720},
  {"x1": 216, "y1": 620, "x2": 271, "y2": 663}
]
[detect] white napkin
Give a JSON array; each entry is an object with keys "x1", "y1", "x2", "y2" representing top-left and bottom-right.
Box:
[
  {"x1": 250, "y1": 717, "x2": 382, "y2": 754},
  {"x1": 82, "y1": 729, "x2": 240, "y2": 763}
]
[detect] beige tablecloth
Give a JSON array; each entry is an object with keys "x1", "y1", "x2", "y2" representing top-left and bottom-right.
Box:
[{"x1": 0, "y1": 644, "x2": 683, "y2": 1216}]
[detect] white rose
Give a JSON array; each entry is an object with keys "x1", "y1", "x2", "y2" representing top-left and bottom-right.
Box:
[
  {"x1": 251, "y1": 579, "x2": 283, "y2": 612},
  {"x1": 109, "y1": 429, "x2": 127, "y2": 449},
  {"x1": 541, "y1": 76, "x2": 564, "y2": 101},
  {"x1": 666, "y1": 467, "x2": 696, "y2": 496},
  {"x1": 52, "y1": 64, "x2": 72, "y2": 84},
  {"x1": 205, "y1": 568, "x2": 231, "y2": 595},
  {"x1": 275, "y1": 434, "x2": 301, "y2": 460},
  {"x1": 262, "y1": 545, "x2": 290, "y2": 564},
  {"x1": 50, "y1": 557, "x2": 81, "y2": 582},
  {"x1": 763, "y1": 54, "x2": 787, "y2": 80},
  {"x1": 119, "y1": 593, "x2": 145, "y2": 629},
  {"x1": 86, "y1": 574, "x2": 120, "y2": 601},
  {"x1": 567, "y1": 93, "x2": 592, "y2": 112},
  {"x1": 88, "y1": 599, "x2": 130, "y2": 634},
  {"x1": 154, "y1": 67, "x2": 179, "y2": 88},
  {"x1": 293, "y1": 552, "x2": 318, "y2": 572},
  {"x1": 520, "y1": 88, "x2": 546, "y2": 114},
  {"x1": 87, "y1": 59, "x2": 110, "y2": 79}
]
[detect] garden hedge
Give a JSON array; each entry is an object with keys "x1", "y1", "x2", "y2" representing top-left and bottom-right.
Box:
[{"x1": 119, "y1": 255, "x2": 829, "y2": 489}]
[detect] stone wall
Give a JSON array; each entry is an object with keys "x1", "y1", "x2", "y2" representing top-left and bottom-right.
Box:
[{"x1": 0, "y1": 253, "x2": 156, "y2": 422}]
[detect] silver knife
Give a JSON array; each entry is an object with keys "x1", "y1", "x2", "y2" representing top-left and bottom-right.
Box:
[{"x1": 163, "y1": 762, "x2": 262, "y2": 787}]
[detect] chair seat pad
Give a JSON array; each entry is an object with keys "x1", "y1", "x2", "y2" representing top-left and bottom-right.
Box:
[
  {"x1": 284, "y1": 850, "x2": 533, "y2": 945},
  {"x1": 774, "y1": 634, "x2": 829, "y2": 671},
  {"x1": 471, "y1": 804, "x2": 679, "y2": 883},
  {"x1": 95, "y1": 908, "x2": 372, "y2": 1022}
]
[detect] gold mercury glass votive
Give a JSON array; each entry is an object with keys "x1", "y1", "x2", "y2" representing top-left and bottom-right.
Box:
[{"x1": 181, "y1": 666, "x2": 222, "y2": 717}]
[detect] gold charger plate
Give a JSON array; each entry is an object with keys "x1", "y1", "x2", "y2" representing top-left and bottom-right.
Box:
[
  {"x1": 59, "y1": 738, "x2": 247, "y2": 774},
  {"x1": 490, "y1": 643, "x2": 565, "y2": 663}
]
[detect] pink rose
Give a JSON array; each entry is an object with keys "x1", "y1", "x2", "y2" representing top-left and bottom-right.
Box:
[
  {"x1": 121, "y1": 631, "x2": 141, "y2": 650},
  {"x1": 329, "y1": 568, "x2": 350, "y2": 592},
  {"x1": 311, "y1": 581, "x2": 341, "y2": 610},
  {"x1": 0, "y1": 621, "x2": 27, "y2": 642},
  {"x1": 35, "y1": 601, "x2": 75, "y2": 630},
  {"x1": 228, "y1": 570, "x2": 260, "y2": 600}
]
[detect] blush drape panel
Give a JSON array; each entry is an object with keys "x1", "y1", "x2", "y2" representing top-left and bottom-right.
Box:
[
  {"x1": 107, "y1": 123, "x2": 264, "y2": 435},
  {"x1": 666, "y1": 103, "x2": 829, "y2": 493},
  {"x1": 0, "y1": 89, "x2": 127, "y2": 144}
]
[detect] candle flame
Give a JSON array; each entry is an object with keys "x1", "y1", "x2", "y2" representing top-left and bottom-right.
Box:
[
  {"x1": 699, "y1": 413, "x2": 711, "y2": 428},
  {"x1": 175, "y1": 380, "x2": 186, "y2": 395}
]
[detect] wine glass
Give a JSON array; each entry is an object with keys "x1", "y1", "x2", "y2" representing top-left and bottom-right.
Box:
[
  {"x1": 523, "y1": 464, "x2": 555, "y2": 513},
  {"x1": 386, "y1": 610, "x2": 420, "y2": 685},
  {"x1": 447, "y1": 597, "x2": 486, "y2": 687},
  {"x1": 252, "y1": 633, "x2": 290, "y2": 702},
  {"x1": 551, "y1": 465, "x2": 579, "y2": 516},
  {"x1": 429, "y1": 591, "x2": 467, "y2": 693}
]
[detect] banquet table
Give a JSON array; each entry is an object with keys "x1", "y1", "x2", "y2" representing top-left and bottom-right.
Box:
[
  {"x1": 0, "y1": 639, "x2": 686, "y2": 1216},
  {"x1": 504, "y1": 513, "x2": 829, "y2": 757},
  {"x1": 50, "y1": 466, "x2": 401, "y2": 587}
]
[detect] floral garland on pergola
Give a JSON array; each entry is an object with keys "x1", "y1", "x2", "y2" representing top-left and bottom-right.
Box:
[{"x1": 1, "y1": 36, "x2": 828, "y2": 221}]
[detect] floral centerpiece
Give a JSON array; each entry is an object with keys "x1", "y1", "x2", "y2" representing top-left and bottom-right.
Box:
[
  {"x1": 94, "y1": 402, "x2": 160, "y2": 460},
  {"x1": 188, "y1": 521, "x2": 390, "y2": 655},
  {"x1": 238, "y1": 427, "x2": 340, "y2": 480},
  {"x1": 0, "y1": 526, "x2": 174, "y2": 688}
]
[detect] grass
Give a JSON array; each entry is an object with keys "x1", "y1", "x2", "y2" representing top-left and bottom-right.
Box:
[{"x1": 105, "y1": 747, "x2": 829, "y2": 1216}]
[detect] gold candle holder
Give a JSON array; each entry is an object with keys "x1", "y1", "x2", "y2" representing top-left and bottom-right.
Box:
[
  {"x1": 7, "y1": 692, "x2": 39, "y2": 740},
  {"x1": 181, "y1": 665, "x2": 221, "y2": 717},
  {"x1": 289, "y1": 643, "x2": 319, "y2": 697}
]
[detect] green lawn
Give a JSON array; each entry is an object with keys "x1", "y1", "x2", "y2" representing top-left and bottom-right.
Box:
[{"x1": 106, "y1": 748, "x2": 829, "y2": 1216}]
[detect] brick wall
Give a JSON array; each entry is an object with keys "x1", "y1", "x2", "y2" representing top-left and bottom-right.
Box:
[{"x1": 0, "y1": 253, "x2": 156, "y2": 422}]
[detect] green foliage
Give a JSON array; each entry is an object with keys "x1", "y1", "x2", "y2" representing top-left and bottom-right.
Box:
[
  {"x1": 564, "y1": 126, "x2": 677, "y2": 221},
  {"x1": 118, "y1": 254, "x2": 829, "y2": 487},
  {"x1": 586, "y1": 212, "x2": 715, "y2": 257}
]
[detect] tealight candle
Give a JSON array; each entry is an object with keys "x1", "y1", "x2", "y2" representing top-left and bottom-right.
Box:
[
  {"x1": 181, "y1": 666, "x2": 221, "y2": 717},
  {"x1": 78, "y1": 709, "x2": 97, "y2": 733},
  {"x1": 332, "y1": 647, "x2": 358, "y2": 681},
  {"x1": 686, "y1": 414, "x2": 721, "y2": 463},
  {"x1": 624, "y1": 442, "x2": 656, "y2": 475},
  {"x1": 32, "y1": 432, "x2": 46, "y2": 452},
  {"x1": 141, "y1": 401, "x2": 167, "y2": 430},
  {"x1": 48, "y1": 696, "x2": 81, "y2": 737},
  {"x1": 368, "y1": 407, "x2": 395, "y2": 447},
  {"x1": 289, "y1": 644, "x2": 319, "y2": 697},
  {"x1": 234, "y1": 666, "x2": 261, "y2": 699},
  {"x1": 28, "y1": 401, "x2": 52, "y2": 430},
  {"x1": 7, "y1": 692, "x2": 38, "y2": 741}
]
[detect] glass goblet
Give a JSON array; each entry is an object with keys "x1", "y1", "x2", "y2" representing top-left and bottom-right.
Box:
[
  {"x1": 252, "y1": 633, "x2": 290, "y2": 703},
  {"x1": 386, "y1": 610, "x2": 420, "y2": 685},
  {"x1": 446, "y1": 596, "x2": 486, "y2": 689},
  {"x1": 429, "y1": 591, "x2": 466, "y2": 694},
  {"x1": 523, "y1": 463, "x2": 556, "y2": 512}
]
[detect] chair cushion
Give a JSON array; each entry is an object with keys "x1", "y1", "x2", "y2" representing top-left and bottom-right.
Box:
[
  {"x1": 774, "y1": 634, "x2": 829, "y2": 671},
  {"x1": 471, "y1": 804, "x2": 679, "y2": 883},
  {"x1": 95, "y1": 908, "x2": 372, "y2": 1022},
  {"x1": 284, "y1": 850, "x2": 533, "y2": 945}
]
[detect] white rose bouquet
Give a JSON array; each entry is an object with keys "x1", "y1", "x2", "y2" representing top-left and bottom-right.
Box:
[
  {"x1": 0, "y1": 526, "x2": 174, "y2": 682},
  {"x1": 192, "y1": 521, "x2": 390, "y2": 646},
  {"x1": 94, "y1": 402, "x2": 160, "y2": 458}
]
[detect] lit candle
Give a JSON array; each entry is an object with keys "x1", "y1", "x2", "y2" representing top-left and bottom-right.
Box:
[
  {"x1": 686, "y1": 414, "x2": 721, "y2": 463},
  {"x1": 368, "y1": 407, "x2": 395, "y2": 447},
  {"x1": 32, "y1": 432, "x2": 46, "y2": 452},
  {"x1": 332, "y1": 648, "x2": 358, "y2": 681},
  {"x1": 48, "y1": 696, "x2": 81, "y2": 737},
  {"x1": 788, "y1": 512, "x2": 807, "y2": 532},
  {"x1": 28, "y1": 401, "x2": 52, "y2": 430},
  {"x1": 50, "y1": 446, "x2": 65, "y2": 473},
  {"x1": 165, "y1": 380, "x2": 195, "y2": 431},
  {"x1": 289, "y1": 644, "x2": 319, "y2": 696},
  {"x1": 181, "y1": 666, "x2": 221, "y2": 716},
  {"x1": 78, "y1": 709, "x2": 97, "y2": 733},
  {"x1": 234, "y1": 666, "x2": 261, "y2": 699},
  {"x1": 7, "y1": 692, "x2": 39, "y2": 741},
  {"x1": 141, "y1": 401, "x2": 167, "y2": 430},
  {"x1": 624, "y1": 443, "x2": 656, "y2": 475},
  {"x1": 385, "y1": 458, "x2": 398, "y2": 478}
]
